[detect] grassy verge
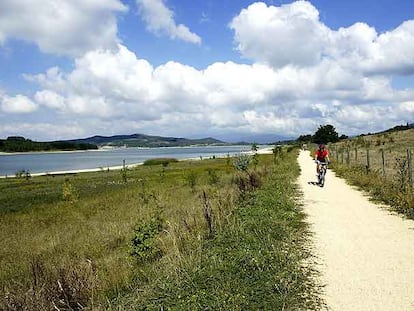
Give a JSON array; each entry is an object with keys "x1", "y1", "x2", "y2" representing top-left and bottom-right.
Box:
[
  {"x1": 327, "y1": 128, "x2": 414, "y2": 219},
  {"x1": 113, "y1": 150, "x2": 323, "y2": 310},
  {"x1": 0, "y1": 151, "x2": 323, "y2": 310},
  {"x1": 330, "y1": 161, "x2": 414, "y2": 218}
]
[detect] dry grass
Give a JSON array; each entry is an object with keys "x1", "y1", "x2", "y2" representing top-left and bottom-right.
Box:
[
  {"x1": 0, "y1": 149, "x2": 324, "y2": 310},
  {"x1": 330, "y1": 128, "x2": 414, "y2": 179},
  {"x1": 329, "y1": 128, "x2": 414, "y2": 218},
  {"x1": 0, "y1": 158, "x2": 237, "y2": 309}
]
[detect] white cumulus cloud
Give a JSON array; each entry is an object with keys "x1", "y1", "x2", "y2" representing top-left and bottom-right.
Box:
[
  {"x1": 230, "y1": 1, "x2": 414, "y2": 76},
  {"x1": 230, "y1": 1, "x2": 329, "y2": 67},
  {"x1": 18, "y1": 43, "x2": 413, "y2": 140},
  {"x1": 2, "y1": 1, "x2": 414, "y2": 141},
  {"x1": 1, "y1": 94, "x2": 38, "y2": 114},
  {"x1": 34, "y1": 90, "x2": 66, "y2": 110},
  {"x1": 136, "y1": 0, "x2": 201, "y2": 44},
  {"x1": 0, "y1": 0, "x2": 127, "y2": 56}
]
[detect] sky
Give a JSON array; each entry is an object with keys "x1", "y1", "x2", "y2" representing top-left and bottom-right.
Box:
[{"x1": 1, "y1": 0, "x2": 414, "y2": 142}]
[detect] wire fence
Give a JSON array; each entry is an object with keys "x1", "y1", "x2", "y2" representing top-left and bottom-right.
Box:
[{"x1": 330, "y1": 145, "x2": 413, "y2": 188}]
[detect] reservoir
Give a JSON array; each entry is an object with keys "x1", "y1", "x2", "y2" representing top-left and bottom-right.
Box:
[{"x1": 0, "y1": 145, "x2": 256, "y2": 177}]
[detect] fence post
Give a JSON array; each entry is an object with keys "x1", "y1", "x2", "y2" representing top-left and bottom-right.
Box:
[
  {"x1": 381, "y1": 149, "x2": 385, "y2": 177},
  {"x1": 341, "y1": 150, "x2": 344, "y2": 164},
  {"x1": 355, "y1": 148, "x2": 358, "y2": 163},
  {"x1": 366, "y1": 149, "x2": 370, "y2": 174},
  {"x1": 346, "y1": 147, "x2": 350, "y2": 165},
  {"x1": 408, "y1": 149, "x2": 413, "y2": 186}
]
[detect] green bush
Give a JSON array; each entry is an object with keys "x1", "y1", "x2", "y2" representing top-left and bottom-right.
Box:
[
  {"x1": 62, "y1": 179, "x2": 78, "y2": 203},
  {"x1": 206, "y1": 169, "x2": 220, "y2": 185},
  {"x1": 130, "y1": 216, "x2": 164, "y2": 262},
  {"x1": 184, "y1": 171, "x2": 198, "y2": 189},
  {"x1": 143, "y1": 158, "x2": 178, "y2": 166},
  {"x1": 233, "y1": 153, "x2": 251, "y2": 172}
]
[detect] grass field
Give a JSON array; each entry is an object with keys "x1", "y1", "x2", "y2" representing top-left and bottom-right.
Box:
[
  {"x1": 329, "y1": 128, "x2": 414, "y2": 218},
  {"x1": 0, "y1": 149, "x2": 323, "y2": 310}
]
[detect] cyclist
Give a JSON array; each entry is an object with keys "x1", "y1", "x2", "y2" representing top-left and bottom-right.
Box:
[{"x1": 315, "y1": 144, "x2": 330, "y2": 174}]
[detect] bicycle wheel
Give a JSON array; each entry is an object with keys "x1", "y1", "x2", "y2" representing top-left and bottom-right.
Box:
[{"x1": 319, "y1": 169, "x2": 325, "y2": 187}]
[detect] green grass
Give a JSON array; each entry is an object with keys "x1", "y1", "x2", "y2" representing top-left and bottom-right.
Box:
[
  {"x1": 0, "y1": 151, "x2": 323, "y2": 310},
  {"x1": 112, "y1": 150, "x2": 323, "y2": 310}
]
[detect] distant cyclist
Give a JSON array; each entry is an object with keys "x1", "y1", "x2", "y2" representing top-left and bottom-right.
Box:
[{"x1": 314, "y1": 144, "x2": 330, "y2": 174}]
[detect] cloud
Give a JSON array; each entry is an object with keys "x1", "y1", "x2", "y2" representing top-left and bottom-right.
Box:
[
  {"x1": 15, "y1": 42, "x2": 412, "y2": 141},
  {"x1": 230, "y1": 1, "x2": 414, "y2": 76},
  {"x1": 229, "y1": 1, "x2": 329, "y2": 67},
  {"x1": 0, "y1": 0, "x2": 127, "y2": 56},
  {"x1": 1, "y1": 94, "x2": 37, "y2": 113},
  {"x1": 34, "y1": 90, "x2": 66, "y2": 110},
  {"x1": 136, "y1": 0, "x2": 201, "y2": 44},
  {"x1": 0, "y1": 122, "x2": 87, "y2": 140},
  {"x1": 2, "y1": 1, "x2": 414, "y2": 141},
  {"x1": 361, "y1": 20, "x2": 414, "y2": 75}
]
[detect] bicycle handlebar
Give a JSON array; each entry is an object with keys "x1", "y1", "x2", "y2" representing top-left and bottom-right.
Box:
[{"x1": 315, "y1": 160, "x2": 330, "y2": 165}]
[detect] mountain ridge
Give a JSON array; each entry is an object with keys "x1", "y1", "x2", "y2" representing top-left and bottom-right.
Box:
[{"x1": 67, "y1": 133, "x2": 227, "y2": 147}]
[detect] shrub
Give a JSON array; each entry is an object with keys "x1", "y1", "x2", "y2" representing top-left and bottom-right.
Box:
[
  {"x1": 143, "y1": 158, "x2": 178, "y2": 166},
  {"x1": 1, "y1": 258, "x2": 97, "y2": 310},
  {"x1": 233, "y1": 153, "x2": 251, "y2": 172},
  {"x1": 233, "y1": 171, "x2": 262, "y2": 193},
  {"x1": 248, "y1": 171, "x2": 261, "y2": 189},
  {"x1": 62, "y1": 179, "x2": 78, "y2": 203},
  {"x1": 206, "y1": 169, "x2": 220, "y2": 185},
  {"x1": 130, "y1": 216, "x2": 163, "y2": 262},
  {"x1": 15, "y1": 170, "x2": 31, "y2": 179},
  {"x1": 184, "y1": 171, "x2": 198, "y2": 190},
  {"x1": 120, "y1": 166, "x2": 128, "y2": 183}
]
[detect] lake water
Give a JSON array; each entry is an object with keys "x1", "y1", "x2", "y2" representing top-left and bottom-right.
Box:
[{"x1": 0, "y1": 145, "x2": 256, "y2": 177}]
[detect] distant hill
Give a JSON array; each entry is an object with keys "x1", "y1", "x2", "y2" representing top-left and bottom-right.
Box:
[
  {"x1": 358, "y1": 122, "x2": 414, "y2": 137},
  {"x1": 378, "y1": 123, "x2": 414, "y2": 134},
  {"x1": 68, "y1": 133, "x2": 226, "y2": 148}
]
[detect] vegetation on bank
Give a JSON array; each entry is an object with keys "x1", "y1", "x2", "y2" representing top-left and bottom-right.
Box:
[
  {"x1": 0, "y1": 149, "x2": 323, "y2": 310},
  {"x1": 0, "y1": 136, "x2": 98, "y2": 153},
  {"x1": 143, "y1": 157, "x2": 179, "y2": 166}
]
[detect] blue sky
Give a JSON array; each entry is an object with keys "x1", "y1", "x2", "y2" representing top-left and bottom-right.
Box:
[{"x1": 1, "y1": 0, "x2": 414, "y2": 142}]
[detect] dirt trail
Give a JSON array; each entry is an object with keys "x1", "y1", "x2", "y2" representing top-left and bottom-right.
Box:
[{"x1": 298, "y1": 150, "x2": 414, "y2": 310}]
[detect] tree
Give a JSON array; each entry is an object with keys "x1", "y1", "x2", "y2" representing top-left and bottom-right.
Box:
[
  {"x1": 312, "y1": 124, "x2": 339, "y2": 144},
  {"x1": 251, "y1": 143, "x2": 258, "y2": 153},
  {"x1": 297, "y1": 134, "x2": 312, "y2": 142}
]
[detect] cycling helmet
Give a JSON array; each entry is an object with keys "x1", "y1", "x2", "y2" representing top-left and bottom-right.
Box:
[{"x1": 318, "y1": 144, "x2": 325, "y2": 149}]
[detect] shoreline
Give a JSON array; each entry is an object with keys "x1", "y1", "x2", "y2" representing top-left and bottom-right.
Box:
[
  {"x1": 0, "y1": 147, "x2": 274, "y2": 179},
  {"x1": 0, "y1": 163, "x2": 144, "y2": 179},
  {"x1": 0, "y1": 144, "x2": 254, "y2": 156},
  {"x1": 0, "y1": 149, "x2": 107, "y2": 156}
]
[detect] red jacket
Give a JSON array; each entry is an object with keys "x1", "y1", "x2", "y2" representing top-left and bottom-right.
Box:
[{"x1": 315, "y1": 149, "x2": 329, "y2": 162}]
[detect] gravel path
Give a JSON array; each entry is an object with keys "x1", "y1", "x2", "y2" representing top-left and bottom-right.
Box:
[{"x1": 298, "y1": 150, "x2": 414, "y2": 310}]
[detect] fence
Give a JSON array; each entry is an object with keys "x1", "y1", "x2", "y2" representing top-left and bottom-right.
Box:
[{"x1": 330, "y1": 145, "x2": 413, "y2": 187}]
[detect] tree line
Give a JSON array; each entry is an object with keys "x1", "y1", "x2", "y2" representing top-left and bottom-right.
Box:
[
  {"x1": 297, "y1": 124, "x2": 348, "y2": 144},
  {"x1": 0, "y1": 136, "x2": 98, "y2": 152}
]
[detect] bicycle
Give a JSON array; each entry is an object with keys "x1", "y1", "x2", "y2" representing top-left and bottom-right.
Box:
[{"x1": 316, "y1": 160, "x2": 328, "y2": 187}]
